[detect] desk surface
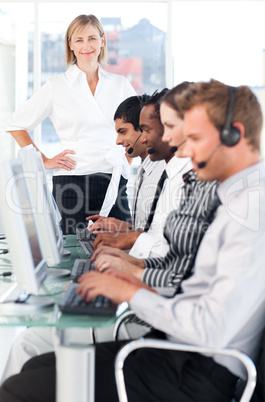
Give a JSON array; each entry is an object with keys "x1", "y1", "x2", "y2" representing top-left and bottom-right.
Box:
[{"x1": 0, "y1": 235, "x2": 125, "y2": 328}]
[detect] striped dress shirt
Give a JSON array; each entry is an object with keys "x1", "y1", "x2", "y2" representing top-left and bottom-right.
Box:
[
  {"x1": 142, "y1": 170, "x2": 219, "y2": 290},
  {"x1": 130, "y1": 157, "x2": 192, "y2": 259}
]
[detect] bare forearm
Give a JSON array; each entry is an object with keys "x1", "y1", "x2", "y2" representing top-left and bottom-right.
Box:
[
  {"x1": 92, "y1": 245, "x2": 145, "y2": 268},
  {"x1": 77, "y1": 270, "x2": 157, "y2": 305},
  {"x1": 9, "y1": 130, "x2": 76, "y2": 171},
  {"x1": 121, "y1": 231, "x2": 142, "y2": 249},
  {"x1": 126, "y1": 254, "x2": 145, "y2": 268},
  {"x1": 9, "y1": 130, "x2": 47, "y2": 162}
]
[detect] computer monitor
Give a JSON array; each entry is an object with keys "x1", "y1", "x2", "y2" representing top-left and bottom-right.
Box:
[
  {"x1": 18, "y1": 146, "x2": 64, "y2": 266},
  {"x1": 0, "y1": 158, "x2": 48, "y2": 295},
  {"x1": 33, "y1": 150, "x2": 69, "y2": 254},
  {"x1": 50, "y1": 188, "x2": 62, "y2": 225},
  {"x1": 28, "y1": 147, "x2": 62, "y2": 223}
]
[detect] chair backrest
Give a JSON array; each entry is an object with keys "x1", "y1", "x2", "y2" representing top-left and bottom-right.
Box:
[
  {"x1": 115, "y1": 339, "x2": 257, "y2": 402},
  {"x1": 113, "y1": 310, "x2": 152, "y2": 341}
]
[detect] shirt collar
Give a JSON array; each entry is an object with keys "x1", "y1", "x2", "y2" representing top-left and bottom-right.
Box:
[
  {"x1": 141, "y1": 156, "x2": 165, "y2": 176},
  {"x1": 65, "y1": 64, "x2": 109, "y2": 83},
  {"x1": 65, "y1": 64, "x2": 84, "y2": 82},
  {"x1": 98, "y1": 66, "x2": 111, "y2": 79},
  {"x1": 218, "y1": 162, "x2": 265, "y2": 205},
  {"x1": 166, "y1": 156, "x2": 192, "y2": 180}
]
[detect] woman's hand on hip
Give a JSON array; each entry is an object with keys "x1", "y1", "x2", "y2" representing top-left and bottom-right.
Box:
[{"x1": 43, "y1": 149, "x2": 76, "y2": 170}]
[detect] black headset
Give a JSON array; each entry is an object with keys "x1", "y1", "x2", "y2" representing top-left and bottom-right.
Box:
[{"x1": 220, "y1": 86, "x2": 241, "y2": 147}]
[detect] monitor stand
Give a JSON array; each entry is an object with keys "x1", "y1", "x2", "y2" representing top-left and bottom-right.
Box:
[
  {"x1": 62, "y1": 235, "x2": 72, "y2": 257},
  {"x1": 47, "y1": 267, "x2": 71, "y2": 280},
  {"x1": 0, "y1": 283, "x2": 55, "y2": 316},
  {"x1": 63, "y1": 249, "x2": 71, "y2": 257}
]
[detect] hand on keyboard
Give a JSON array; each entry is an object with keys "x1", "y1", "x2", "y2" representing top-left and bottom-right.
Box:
[
  {"x1": 59, "y1": 283, "x2": 116, "y2": 316},
  {"x1": 71, "y1": 259, "x2": 95, "y2": 282}
]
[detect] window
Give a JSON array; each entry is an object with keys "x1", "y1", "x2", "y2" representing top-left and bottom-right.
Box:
[
  {"x1": 0, "y1": 1, "x2": 167, "y2": 158},
  {"x1": 1, "y1": 0, "x2": 265, "y2": 158}
]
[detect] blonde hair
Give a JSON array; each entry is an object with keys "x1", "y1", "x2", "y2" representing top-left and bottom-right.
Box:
[
  {"x1": 65, "y1": 14, "x2": 108, "y2": 65},
  {"x1": 175, "y1": 79, "x2": 263, "y2": 151}
]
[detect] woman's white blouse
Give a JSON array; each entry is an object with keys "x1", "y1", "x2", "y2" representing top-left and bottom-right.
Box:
[{"x1": 6, "y1": 64, "x2": 136, "y2": 178}]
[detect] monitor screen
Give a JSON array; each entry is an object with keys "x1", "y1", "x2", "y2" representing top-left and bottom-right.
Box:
[
  {"x1": 18, "y1": 146, "x2": 64, "y2": 266},
  {"x1": 0, "y1": 158, "x2": 48, "y2": 294},
  {"x1": 18, "y1": 193, "x2": 43, "y2": 270},
  {"x1": 34, "y1": 150, "x2": 64, "y2": 243}
]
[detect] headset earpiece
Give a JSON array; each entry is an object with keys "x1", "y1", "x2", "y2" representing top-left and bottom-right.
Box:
[{"x1": 220, "y1": 86, "x2": 241, "y2": 147}]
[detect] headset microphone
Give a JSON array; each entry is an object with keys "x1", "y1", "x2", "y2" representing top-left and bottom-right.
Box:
[
  {"x1": 170, "y1": 139, "x2": 187, "y2": 154},
  {"x1": 197, "y1": 144, "x2": 222, "y2": 169},
  {"x1": 197, "y1": 86, "x2": 240, "y2": 169},
  {"x1": 147, "y1": 148, "x2": 155, "y2": 155},
  {"x1": 169, "y1": 146, "x2": 178, "y2": 154},
  {"x1": 127, "y1": 133, "x2": 142, "y2": 155},
  {"x1": 148, "y1": 142, "x2": 164, "y2": 155},
  {"x1": 197, "y1": 161, "x2": 207, "y2": 169}
]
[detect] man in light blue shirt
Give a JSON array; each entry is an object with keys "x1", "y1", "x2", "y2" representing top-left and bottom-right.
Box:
[{"x1": 1, "y1": 80, "x2": 265, "y2": 402}]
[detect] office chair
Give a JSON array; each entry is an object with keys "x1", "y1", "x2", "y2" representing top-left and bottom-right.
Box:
[
  {"x1": 114, "y1": 338, "x2": 257, "y2": 402},
  {"x1": 113, "y1": 310, "x2": 152, "y2": 341}
]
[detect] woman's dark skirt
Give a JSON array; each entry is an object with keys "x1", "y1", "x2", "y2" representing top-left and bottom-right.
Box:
[{"x1": 52, "y1": 173, "x2": 131, "y2": 235}]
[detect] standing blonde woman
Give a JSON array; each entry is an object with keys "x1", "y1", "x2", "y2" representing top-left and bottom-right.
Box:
[{"x1": 6, "y1": 14, "x2": 135, "y2": 234}]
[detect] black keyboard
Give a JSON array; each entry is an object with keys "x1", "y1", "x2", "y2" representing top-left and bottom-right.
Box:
[
  {"x1": 71, "y1": 259, "x2": 95, "y2": 281},
  {"x1": 76, "y1": 228, "x2": 96, "y2": 241},
  {"x1": 78, "y1": 240, "x2": 94, "y2": 256},
  {"x1": 59, "y1": 283, "x2": 117, "y2": 316}
]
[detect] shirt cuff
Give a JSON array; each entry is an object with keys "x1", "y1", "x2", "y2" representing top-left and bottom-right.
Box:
[
  {"x1": 130, "y1": 232, "x2": 169, "y2": 259},
  {"x1": 130, "y1": 288, "x2": 164, "y2": 324},
  {"x1": 129, "y1": 232, "x2": 154, "y2": 258}
]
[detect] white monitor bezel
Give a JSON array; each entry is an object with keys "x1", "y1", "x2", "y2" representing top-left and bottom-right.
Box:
[
  {"x1": 34, "y1": 150, "x2": 64, "y2": 243},
  {"x1": 0, "y1": 158, "x2": 48, "y2": 294},
  {"x1": 18, "y1": 147, "x2": 64, "y2": 266}
]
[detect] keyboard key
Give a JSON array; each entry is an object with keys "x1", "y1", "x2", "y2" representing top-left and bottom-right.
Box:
[
  {"x1": 59, "y1": 283, "x2": 117, "y2": 316},
  {"x1": 78, "y1": 240, "x2": 94, "y2": 256},
  {"x1": 76, "y1": 228, "x2": 96, "y2": 241},
  {"x1": 71, "y1": 259, "x2": 95, "y2": 281}
]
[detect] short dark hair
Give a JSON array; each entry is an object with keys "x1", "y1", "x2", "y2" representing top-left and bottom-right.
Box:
[
  {"x1": 144, "y1": 88, "x2": 169, "y2": 120},
  {"x1": 114, "y1": 94, "x2": 150, "y2": 131}
]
